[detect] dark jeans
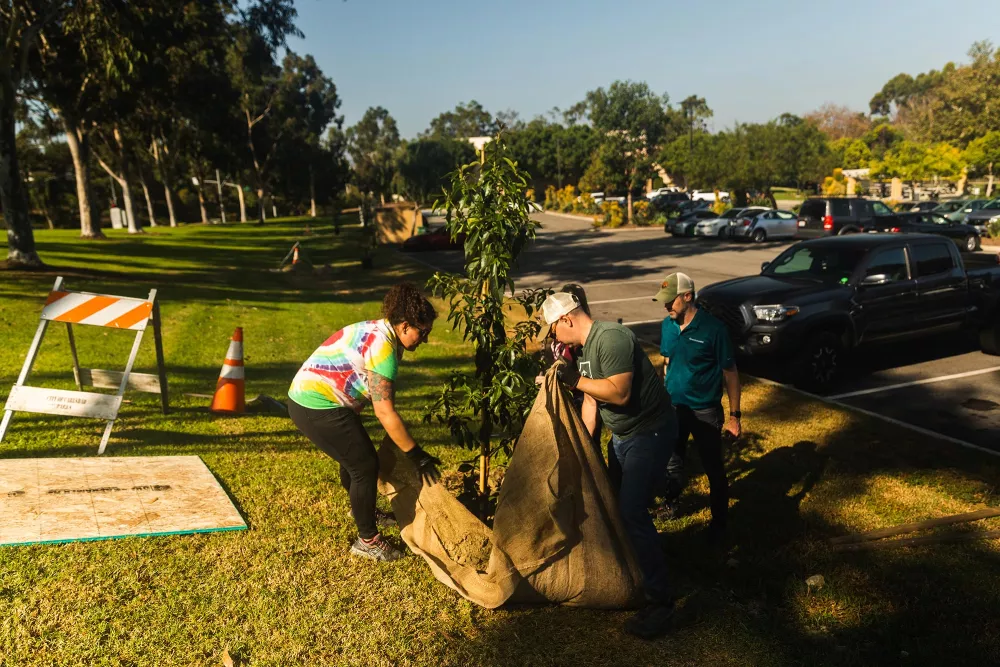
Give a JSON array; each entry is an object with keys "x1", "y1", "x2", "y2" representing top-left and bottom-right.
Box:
[
  {"x1": 666, "y1": 404, "x2": 728, "y2": 528},
  {"x1": 610, "y1": 418, "x2": 677, "y2": 603},
  {"x1": 288, "y1": 401, "x2": 380, "y2": 539}
]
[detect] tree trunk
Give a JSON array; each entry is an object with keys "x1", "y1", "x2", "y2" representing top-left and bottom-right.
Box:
[
  {"x1": 0, "y1": 74, "x2": 42, "y2": 266},
  {"x1": 988, "y1": 169, "x2": 995, "y2": 198},
  {"x1": 121, "y1": 177, "x2": 140, "y2": 234},
  {"x1": 196, "y1": 186, "x2": 209, "y2": 224},
  {"x1": 309, "y1": 163, "x2": 317, "y2": 217},
  {"x1": 163, "y1": 181, "x2": 178, "y2": 227},
  {"x1": 256, "y1": 187, "x2": 266, "y2": 224},
  {"x1": 236, "y1": 183, "x2": 247, "y2": 223},
  {"x1": 152, "y1": 139, "x2": 176, "y2": 227},
  {"x1": 140, "y1": 175, "x2": 157, "y2": 227},
  {"x1": 62, "y1": 116, "x2": 101, "y2": 239}
]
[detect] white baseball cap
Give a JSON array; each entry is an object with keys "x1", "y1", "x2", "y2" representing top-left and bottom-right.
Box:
[{"x1": 540, "y1": 292, "x2": 581, "y2": 325}]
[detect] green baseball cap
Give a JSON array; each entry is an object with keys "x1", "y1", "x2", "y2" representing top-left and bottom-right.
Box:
[{"x1": 653, "y1": 272, "x2": 695, "y2": 302}]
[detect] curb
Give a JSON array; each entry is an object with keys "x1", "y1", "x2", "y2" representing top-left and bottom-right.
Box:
[
  {"x1": 535, "y1": 210, "x2": 666, "y2": 233},
  {"x1": 536, "y1": 210, "x2": 597, "y2": 222}
]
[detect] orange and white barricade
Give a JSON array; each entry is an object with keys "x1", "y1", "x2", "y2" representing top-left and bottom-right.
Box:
[{"x1": 0, "y1": 277, "x2": 168, "y2": 454}]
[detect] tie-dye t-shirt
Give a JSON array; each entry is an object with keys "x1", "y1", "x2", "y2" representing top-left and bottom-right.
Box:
[{"x1": 288, "y1": 319, "x2": 400, "y2": 411}]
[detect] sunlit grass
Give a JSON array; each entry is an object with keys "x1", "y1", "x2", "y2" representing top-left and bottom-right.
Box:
[{"x1": 0, "y1": 218, "x2": 998, "y2": 665}]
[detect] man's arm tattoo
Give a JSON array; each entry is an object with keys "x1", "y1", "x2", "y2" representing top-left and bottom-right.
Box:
[{"x1": 368, "y1": 370, "x2": 395, "y2": 403}]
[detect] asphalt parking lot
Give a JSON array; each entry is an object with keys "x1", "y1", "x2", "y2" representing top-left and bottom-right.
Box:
[{"x1": 405, "y1": 212, "x2": 1000, "y2": 455}]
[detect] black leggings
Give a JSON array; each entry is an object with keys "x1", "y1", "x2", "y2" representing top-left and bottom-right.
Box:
[{"x1": 288, "y1": 401, "x2": 380, "y2": 539}]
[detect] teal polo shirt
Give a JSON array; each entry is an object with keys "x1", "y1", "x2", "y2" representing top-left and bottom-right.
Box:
[{"x1": 660, "y1": 308, "x2": 735, "y2": 410}]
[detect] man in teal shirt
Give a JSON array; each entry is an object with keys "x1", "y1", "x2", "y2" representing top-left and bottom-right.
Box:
[{"x1": 655, "y1": 273, "x2": 742, "y2": 541}]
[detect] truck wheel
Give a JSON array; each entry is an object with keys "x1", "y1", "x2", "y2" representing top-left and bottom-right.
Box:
[
  {"x1": 964, "y1": 234, "x2": 979, "y2": 253},
  {"x1": 664, "y1": 222, "x2": 670, "y2": 234},
  {"x1": 791, "y1": 332, "x2": 843, "y2": 392},
  {"x1": 751, "y1": 228, "x2": 766, "y2": 243},
  {"x1": 981, "y1": 318, "x2": 1000, "y2": 355}
]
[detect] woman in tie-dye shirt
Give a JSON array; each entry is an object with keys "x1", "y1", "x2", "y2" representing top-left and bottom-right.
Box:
[{"x1": 288, "y1": 283, "x2": 441, "y2": 562}]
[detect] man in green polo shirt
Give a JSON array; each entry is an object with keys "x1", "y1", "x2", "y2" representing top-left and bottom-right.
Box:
[
  {"x1": 655, "y1": 272, "x2": 742, "y2": 541},
  {"x1": 540, "y1": 291, "x2": 677, "y2": 639}
]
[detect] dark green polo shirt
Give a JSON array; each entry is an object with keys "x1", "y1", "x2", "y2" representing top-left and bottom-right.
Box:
[
  {"x1": 579, "y1": 320, "x2": 673, "y2": 439},
  {"x1": 660, "y1": 308, "x2": 735, "y2": 410}
]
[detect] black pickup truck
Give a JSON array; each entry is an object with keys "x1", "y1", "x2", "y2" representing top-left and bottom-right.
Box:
[{"x1": 696, "y1": 234, "x2": 1000, "y2": 390}]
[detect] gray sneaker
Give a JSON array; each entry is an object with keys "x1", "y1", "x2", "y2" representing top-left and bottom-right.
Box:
[{"x1": 349, "y1": 534, "x2": 404, "y2": 562}]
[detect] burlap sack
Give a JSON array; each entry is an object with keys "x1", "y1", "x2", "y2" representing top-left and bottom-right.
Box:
[{"x1": 377, "y1": 368, "x2": 645, "y2": 609}]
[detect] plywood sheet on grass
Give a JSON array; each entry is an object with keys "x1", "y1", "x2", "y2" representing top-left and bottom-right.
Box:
[{"x1": 0, "y1": 456, "x2": 246, "y2": 546}]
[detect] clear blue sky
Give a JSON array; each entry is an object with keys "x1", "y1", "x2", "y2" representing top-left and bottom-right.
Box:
[{"x1": 287, "y1": 0, "x2": 997, "y2": 138}]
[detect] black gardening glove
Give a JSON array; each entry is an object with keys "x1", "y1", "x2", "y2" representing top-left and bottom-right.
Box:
[
  {"x1": 405, "y1": 445, "x2": 442, "y2": 487},
  {"x1": 556, "y1": 361, "x2": 581, "y2": 389}
]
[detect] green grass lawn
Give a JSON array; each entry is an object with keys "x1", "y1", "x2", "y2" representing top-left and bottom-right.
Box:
[{"x1": 2, "y1": 217, "x2": 1000, "y2": 666}]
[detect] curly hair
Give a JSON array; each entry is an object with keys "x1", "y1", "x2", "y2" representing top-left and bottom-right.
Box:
[{"x1": 382, "y1": 282, "x2": 437, "y2": 328}]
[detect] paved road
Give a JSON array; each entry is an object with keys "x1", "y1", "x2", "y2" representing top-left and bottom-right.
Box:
[{"x1": 409, "y1": 212, "x2": 1000, "y2": 453}]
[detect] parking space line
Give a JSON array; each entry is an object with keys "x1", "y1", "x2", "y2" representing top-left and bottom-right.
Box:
[
  {"x1": 753, "y1": 376, "x2": 1000, "y2": 459},
  {"x1": 829, "y1": 366, "x2": 1000, "y2": 400},
  {"x1": 622, "y1": 318, "x2": 662, "y2": 326},
  {"x1": 590, "y1": 296, "x2": 656, "y2": 305},
  {"x1": 582, "y1": 278, "x2": 663, "y2": 288}
]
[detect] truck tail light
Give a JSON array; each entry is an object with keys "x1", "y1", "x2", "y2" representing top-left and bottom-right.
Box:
[
  {"x1": 823, "y1": 215, "x2": 833, "y2": 231},
  {"x1": 890, "y1": 227, "x2": 901, "y2": 233},
  {"x1": 742, "y1": 219, "x2": 751, "y2": 227}
]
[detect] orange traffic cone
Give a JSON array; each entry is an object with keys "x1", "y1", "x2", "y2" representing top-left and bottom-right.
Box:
[
  {"x1": 210, "y1": 327, "x2": 245, "y2": 414},
  {"x1": 292, "y1": 244, "x2": 300, "y2": 265}
]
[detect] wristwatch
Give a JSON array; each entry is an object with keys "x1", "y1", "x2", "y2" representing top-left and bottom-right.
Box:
[{"x1": 730, "y1": 410, "x2": 742, "y2": 418}]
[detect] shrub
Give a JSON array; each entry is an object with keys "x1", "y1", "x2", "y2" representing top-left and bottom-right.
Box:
[
  {"x1": 543, "y1": 185, "x2": 558, "y2": 210},
  {"x1": 711, "y1": 198, "x2": 732, "y2": 216},
  {"x1": 556, "y1": 185, "x2": 576, "y2": 212},
  {"x1": 988, "y1": 219, "x2": 1000, "y2": 240},
  {"x1": 651, "y1": 213, "x2": 668, "y2": 227},
  {"x1": 595, "y1": 201, "x2": 624, "y2": 228},
  {"x1": 574, "y1": 193, "x2": 597, "y2": 215},
  {"x1": 632, "y1": 200, "x2": 653, "y2": 226},
  {"x1": 822, "y1": 167, "x2": 848, "y2": 196}
]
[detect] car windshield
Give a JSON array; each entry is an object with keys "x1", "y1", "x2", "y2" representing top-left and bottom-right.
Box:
[
  {"x1": 763, "y1": 245, "x2": 867, "y2": 284},
  {"x1": 984, "y1": 199, "x2": 1000, "y2": 210}
]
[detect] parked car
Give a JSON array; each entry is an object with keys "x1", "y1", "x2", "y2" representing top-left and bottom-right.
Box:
[
  {"x1": 863, "y1": 212, "x2": 981, "y2": 252},
  {"x1": 946, "y1": 198, "x2": 991, "y2": 223},
  {"x1": 696, "y1": 234, "x2": 1000, "y2": 390},
  {"x1": 646, "y1": 187, "x2": 682, "y2": 199},
  {"x1": 650, "y1": 191, "x2": 690, "y2": 214},
  {"x1": 906, "y1": 201, "x2": 941, "y2": 212},
  {"x1": 730, "y1": 209, "x2": 799, "y2": 243},
  {"x1": 963, "y1": 198, "x2": 1000, "y2": 236},
  {"x1": 931, "y1": 199, "x2": 969, "y2": 216},
  {"x1": 669, "y1": 208, "x2": 718, "y2": 236},
  {"x1": 796, "y1": 197, "x2": 898, "y2": 238},
  {"x1": 401, "y1": 227, "x2": 466, "y2": 252},
  {"x1": 693, "y1": 206, "x2": 769, "y2": 238},
  {"x1": 691, "y1": 190, "x2": 730, "y2": 202}
]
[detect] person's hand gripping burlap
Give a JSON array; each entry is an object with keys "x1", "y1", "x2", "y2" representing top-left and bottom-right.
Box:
[{"x1": 405, "y1": 445, "x2": 442, "y2": 486}]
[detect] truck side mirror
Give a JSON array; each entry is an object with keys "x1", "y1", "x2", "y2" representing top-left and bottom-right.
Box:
[
  {"x1": 861, "y1": 273, "x2": 890, "y2": 286},
  {"x1": 760, "y1": 261, "x2": 770, "y2": 272}
]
